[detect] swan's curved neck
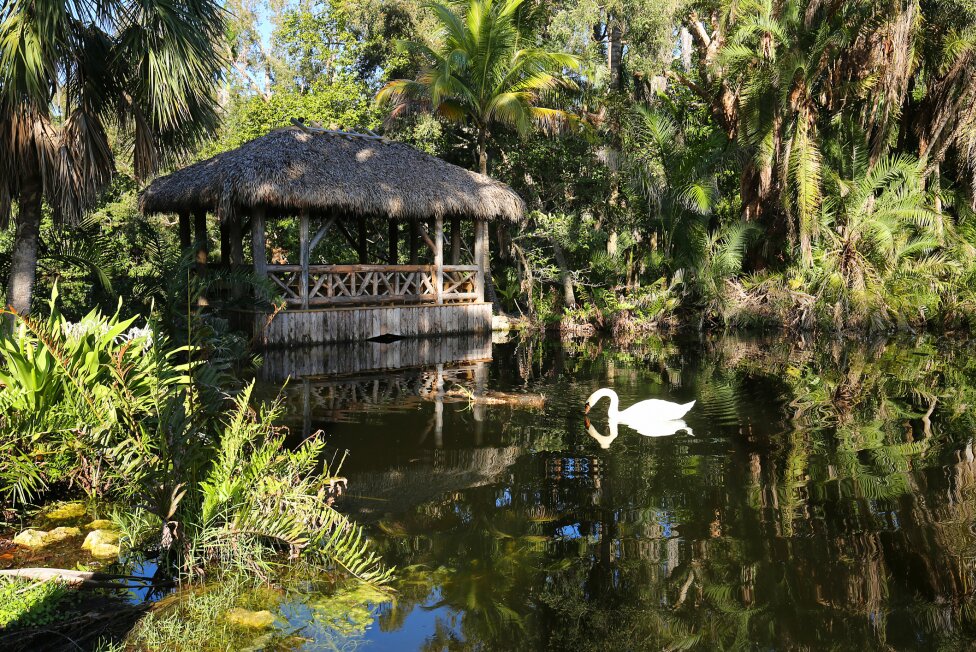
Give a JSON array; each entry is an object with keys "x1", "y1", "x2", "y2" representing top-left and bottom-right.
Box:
[{"x1": 593, "y1": 388, "x2": 619, "y2": 417}]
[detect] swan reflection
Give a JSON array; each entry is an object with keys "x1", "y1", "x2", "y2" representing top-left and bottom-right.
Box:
[{"x1": 586, "y1": 416, "x2": 693, "y2": 449}]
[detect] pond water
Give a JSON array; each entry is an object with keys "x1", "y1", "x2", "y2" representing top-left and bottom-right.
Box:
[{"x1": 262, "y1": 332, "x2": 976, "y2": 651}]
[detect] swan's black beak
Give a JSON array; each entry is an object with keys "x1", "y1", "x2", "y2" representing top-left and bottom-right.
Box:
[{"x1": 584, "y1": 403, "x2": 591, "y2": 414}]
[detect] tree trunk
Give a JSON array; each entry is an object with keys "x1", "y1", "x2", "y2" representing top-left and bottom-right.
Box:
[
  {"x1": 607, "y1": 17, "x2": 624, "y2": 90},
  {"x1": 679, "y1": 27, "x2": 693, "y2": 72},
  {"x1": 477, "y1": 128, "x2": 488, "y2": 175},
  {"x1": 6, "y1": 173, "x2": 42, "y2": 320},
  {"x1": 495, "y1": 223, "x2": 511, "y2": 262},
  {"x1": 552, "y1": 238, "x2": 576, "y2": 308}
]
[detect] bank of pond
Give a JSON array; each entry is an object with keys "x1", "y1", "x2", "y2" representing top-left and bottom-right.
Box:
[{"x1": 2, "y1": 302, "x2": 976, "y2": 649}]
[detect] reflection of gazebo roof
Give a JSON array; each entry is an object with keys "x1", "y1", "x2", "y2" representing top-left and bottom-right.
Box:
[
  {"x1": 139, "y1": 125, "x2": 525, "y2": 223},
  {"x1": 343, "y1": 447, "x2": 521, "y2": 517}
]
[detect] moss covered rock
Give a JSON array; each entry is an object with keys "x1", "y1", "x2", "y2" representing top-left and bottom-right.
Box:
[
  {"x1": 89, "y1": 542, "x2": 121, "y2": 558},
  {"x1": 225, "y1": 608, "x2": 276, "y2": 629},
  {"x1": 82, "y1": 529, "x2": 121, "y2": 558},
  {"x1": 85, "y1": 519, "x2": 115, "y2": 530},
  {"x1": 82, "y1": 528, "x2": 120, "y2": 551},
  {"x1": 44, "y1": 502, "x2": 87, "y2": 521},
  {"x1": 45, "y1": 527, "x2": 82, "y2": 543},
  {"x1": 13, "y1": 529, "x2": 49, "y2": 549}
]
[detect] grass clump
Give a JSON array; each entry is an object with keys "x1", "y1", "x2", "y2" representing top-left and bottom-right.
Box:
[
  {"x1": 127, "y1": 577, "x2": 391, "y2": 652},
  {"x1": 0, "y1": 578, "x2": 71, "y2": 630},
  {"x1": 126, "y1": 581, "x2": 287, "y2": 652}
]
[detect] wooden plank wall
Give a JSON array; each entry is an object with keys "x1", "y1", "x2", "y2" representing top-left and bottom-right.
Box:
[
  {"x1": 243, "y1": 302, "x2": 492, "y2": 347},
  {"x1": 260, "y1": 333, "x2": 492, "y2": 381}
]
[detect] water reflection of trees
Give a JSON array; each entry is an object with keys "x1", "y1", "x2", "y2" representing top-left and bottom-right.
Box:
[{"x1": 363, "y1": 334, "x2": 976, "y2": 650}]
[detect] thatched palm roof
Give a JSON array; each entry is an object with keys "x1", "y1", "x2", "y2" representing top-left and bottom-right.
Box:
[{"x1": 139, "y1": 126, "x2": 525, "y2": 223}]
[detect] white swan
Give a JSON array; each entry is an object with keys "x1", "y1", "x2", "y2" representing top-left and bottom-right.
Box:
[
  {"x1": 626, "y1": 419, "x2": 693, "y2": 438},
  {"x1": 584, "y1": 388, "x2": 695, "y2": 423}
]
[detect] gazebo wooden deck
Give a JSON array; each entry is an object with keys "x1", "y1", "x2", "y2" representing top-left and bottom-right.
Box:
[{"x1": 139, "y1": 121, "x2": 525, "y2": 345}]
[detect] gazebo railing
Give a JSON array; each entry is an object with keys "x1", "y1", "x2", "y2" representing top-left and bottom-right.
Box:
[{"x1": 267, "y1": 264, "x2": 482, "y2": 308}]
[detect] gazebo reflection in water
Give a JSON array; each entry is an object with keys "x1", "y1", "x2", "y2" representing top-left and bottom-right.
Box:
[
  {"x1": 139, "y1": 119, "x2": 525, "y2": 345},
  {"x1": 259, "y1": 332, "x2": 493, "y2": 445}
]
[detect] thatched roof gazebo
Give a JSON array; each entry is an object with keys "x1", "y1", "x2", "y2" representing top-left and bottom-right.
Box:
[{"x1": 140, "y1": 121, "x2": 525, "y2": 345}]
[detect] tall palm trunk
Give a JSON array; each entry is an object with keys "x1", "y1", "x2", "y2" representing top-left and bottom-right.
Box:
[
  {"x1": 607, "y1": 17, "x2": 623, "y2": 90},
  {"x1": 6, "y1": 173, "x2": 42, "y2": 320},
  {"x1": 477, "y1": 127, "x2": 488, "y2": 176}
]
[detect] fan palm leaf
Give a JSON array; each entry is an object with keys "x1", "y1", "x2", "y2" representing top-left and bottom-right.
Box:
[
  {"x1": 0, "y1": 0, "x2": 226, "y2": 318},
  {"x1": 377, "y1": 0, "x2": 579, "y2": 174}
]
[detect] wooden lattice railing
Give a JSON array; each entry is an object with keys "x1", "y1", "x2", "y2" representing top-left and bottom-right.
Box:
[{"x1": 267, "y1": 264, "x2": 481, "y2": 308}]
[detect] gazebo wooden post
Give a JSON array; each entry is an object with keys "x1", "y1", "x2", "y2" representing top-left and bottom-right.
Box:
[
  {"x1": 474, "y1": 219, "x2": 487, "y2": 303},
  {"x1": 409, "y1": 221, "x2": 419, "y2": 264},
  {"x1": 251, "y1": 208, "x2": 267, "y2": 278},
  {"x1": 434, "y1": 215, "x2": 444, "y2": 305},
  {"x1": 388, "y1": 221, "x2": 398, "y2": 264},
  {"x1": 229, "y1": 215, "x2": 244, "y2": 267},
  {"x1": 193, "y1": 209, "x2": 208, "y2": 270},
  {"x1": 229, "y1": 214, "x2": 245, "y2": 299},
  {"x1": 219, "y1": 220, "x2": 231, "y2": 268},
  {"x1": 298, "y1": 208, "x2": 311, "y2": 308},
  {"x1": 178, "y1": 211, "x2": 192, "y2": 251},
  {"x1": 299, "y1": 209, "x2": 310, "y2": 309},
  {"x1": 357, "y1": 218, "x2": 368, "y2": 264},
  {"x1": 193, "y1": 208, "x2": 209, "y2": 307},
  {"x1": 450, "y1": 216, "x2": 461, "y2": 265}
]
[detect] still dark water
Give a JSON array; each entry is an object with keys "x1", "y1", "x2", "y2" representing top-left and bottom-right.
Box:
[{"x1": 265, "y1": 332, "x2": 976, "y2": 651}]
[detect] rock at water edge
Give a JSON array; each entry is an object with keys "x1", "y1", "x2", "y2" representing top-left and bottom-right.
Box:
[
  {"x1": 13, "y1": 529, "x2": 49, "y2": 549},
  {"x1": 82, "y1": 529, "x2": 120, "y2": 552},
  {"x1": 44, "y1": 503, "x2": 87, "y2": 521},
  {"x1": 89, "y1": 543, "x2": 121, "y2": 558},
  {"x1": 226, "y1": 608, "x2": 276, "y2": 629},
  {"x1": 45, "y1": 527, "x2": 82, "y2": 543}
]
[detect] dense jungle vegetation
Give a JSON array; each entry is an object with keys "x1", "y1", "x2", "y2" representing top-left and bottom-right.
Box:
[{"x1": 3, "y1": 0, "x2": 976, "y2": 334}]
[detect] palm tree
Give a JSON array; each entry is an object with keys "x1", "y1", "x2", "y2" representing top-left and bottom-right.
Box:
[
  {"x1": 813, "y1": 149, "x2": 946, "y2": 330},
  {"x1": 720, "y1": 0, "x2": 853, "y2": 267},
  {"x1": 688, "y1": 0, "x2": 975, "y2": 268},
  {"x1": 0, "y1": 0, "x2": 226, "y2": 319},
  {"x1": 376, "y1": 0, "x2": 579, "y2": 175},
  {"x1": 627, "y1": 105, "x2": 723, "y2": 268}
]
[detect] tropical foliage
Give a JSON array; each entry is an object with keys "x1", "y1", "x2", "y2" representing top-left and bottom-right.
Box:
[
  {"x1": 0, "y1": 288, "x2": 391, "y2": 586},
  {"x1": 377, "y1": 0, "x2": 580, "y2": 174},
  {"x1": 2, "y1": 0, "x2": 976, "y2": 334},
  {"x1": 0, "y1": 0, "x2": 226, "y2": 318}
]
